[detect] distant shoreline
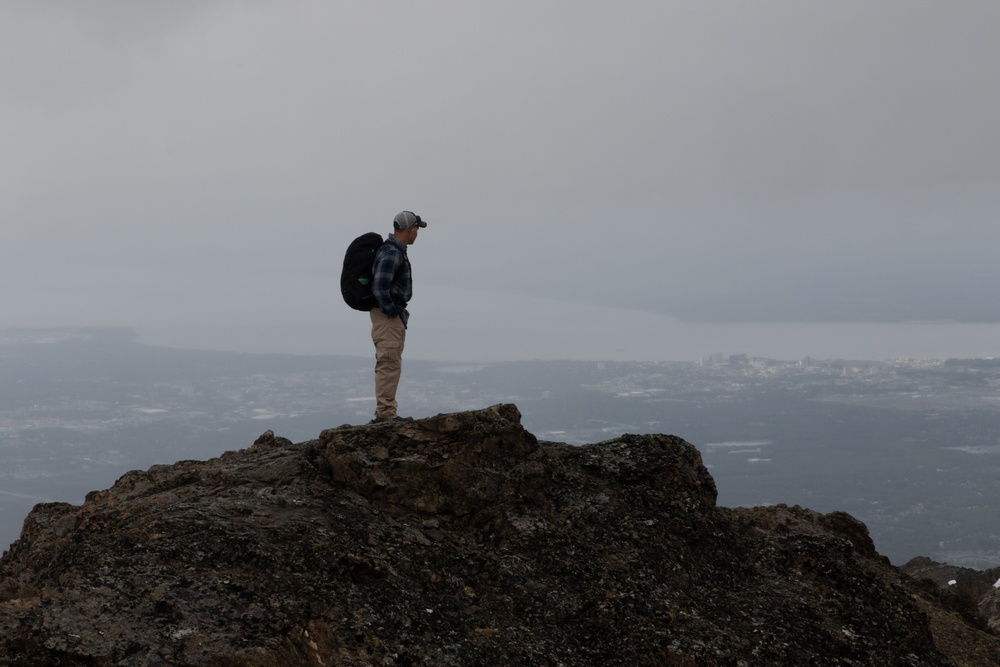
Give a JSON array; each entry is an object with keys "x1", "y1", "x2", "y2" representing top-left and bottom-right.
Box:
[{"x1": 2, "y1": 323, "x2": 999, "y2": 365}]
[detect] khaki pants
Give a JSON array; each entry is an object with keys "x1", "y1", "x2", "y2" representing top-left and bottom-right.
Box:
[{"x1": 370, "y1": 309, "x2": 406, "y2": 419}]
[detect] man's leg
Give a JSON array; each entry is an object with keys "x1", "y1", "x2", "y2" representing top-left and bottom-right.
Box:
[{"x1": 370, "y1": 309, "x2": 406, "y2": 420}]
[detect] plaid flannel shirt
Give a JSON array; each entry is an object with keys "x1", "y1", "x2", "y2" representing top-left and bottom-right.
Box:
[{"x1": 371, "y1": 235, "x2": 412, "y2": 327}]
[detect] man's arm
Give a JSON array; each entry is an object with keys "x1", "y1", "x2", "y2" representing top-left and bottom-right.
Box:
[{"x1": 371, "y1": 245, "x2": 401, "y2": 318}]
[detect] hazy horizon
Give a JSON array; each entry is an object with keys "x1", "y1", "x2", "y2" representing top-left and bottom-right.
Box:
[
  {"x1": 140, "y1": 316, "x2": 1000, "y2": 364},
  {"x1": 4, "y1": 2, "x2": 999, "y2": 360},
  {"x1": 11, "y1": 320, "x2": 1000, "y2": 366}
]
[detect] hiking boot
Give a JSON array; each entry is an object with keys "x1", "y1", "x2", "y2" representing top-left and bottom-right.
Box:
[{"x1": 368, "y1": 415, "x2": 413, "y2": 424}]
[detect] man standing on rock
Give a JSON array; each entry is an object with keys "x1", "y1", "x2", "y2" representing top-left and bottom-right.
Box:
[{"x1": 369, "y1": 210, "x2": 428, "y2": 423}]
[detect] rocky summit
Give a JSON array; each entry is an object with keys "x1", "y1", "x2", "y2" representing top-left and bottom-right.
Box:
[{"x1": 0, "y1": 404, "x2": 998, "y2": 666}]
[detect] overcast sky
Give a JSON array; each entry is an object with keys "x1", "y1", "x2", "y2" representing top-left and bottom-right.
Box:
[{"x1": 3, "y1": 2, "x2": 999, "y2": 361}]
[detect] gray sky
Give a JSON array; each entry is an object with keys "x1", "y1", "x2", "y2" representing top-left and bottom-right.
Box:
[{"x1": 3, "y1": 1, "x2": 999, "y2": 361}]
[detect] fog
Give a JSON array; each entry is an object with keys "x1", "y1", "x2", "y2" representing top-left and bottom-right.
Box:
[{"x1": 3, "y1": 2, "x2": 999, "y2": 361}]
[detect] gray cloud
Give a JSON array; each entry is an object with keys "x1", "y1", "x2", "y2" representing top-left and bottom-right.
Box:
[{"x1": 2, "y1": 2, "x2": 999, "y2": 359}]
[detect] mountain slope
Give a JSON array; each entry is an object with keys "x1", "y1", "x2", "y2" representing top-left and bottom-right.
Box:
[{"x1": 0, "y1": 404, "x2": 997, "y2": 666}]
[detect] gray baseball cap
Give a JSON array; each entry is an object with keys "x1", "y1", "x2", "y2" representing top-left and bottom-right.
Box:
[{"x1": 393, "y1": 211, "x2": 428, "y2": 230}]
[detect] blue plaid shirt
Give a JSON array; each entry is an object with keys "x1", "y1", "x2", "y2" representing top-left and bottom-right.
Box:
[{"x1": 371, "y1": 235, "x2": 412, "y2": 327}]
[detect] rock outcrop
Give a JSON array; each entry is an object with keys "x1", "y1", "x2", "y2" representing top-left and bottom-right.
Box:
[
  {"x1": 902, "y1": 556, "x2": 1000, "y2": 633},
  {"x1": 0, "y1": 404, "x2": 998, "y2": 666}
]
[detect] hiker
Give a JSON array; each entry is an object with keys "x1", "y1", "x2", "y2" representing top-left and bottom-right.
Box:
[{"x1": 369, "y1": 210, "x2": 427, "y2": 423}]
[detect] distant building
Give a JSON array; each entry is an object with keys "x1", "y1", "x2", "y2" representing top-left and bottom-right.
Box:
[{"x1": 700, "y1": 353, "x2": 726, "y2": 367}]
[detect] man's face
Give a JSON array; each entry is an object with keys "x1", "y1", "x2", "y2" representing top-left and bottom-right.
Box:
[{"x1": 402, "y1": 226, "x2": 419, "y2": 245}]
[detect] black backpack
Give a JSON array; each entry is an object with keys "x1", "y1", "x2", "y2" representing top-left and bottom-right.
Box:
[{"x1": 341, "y1": 232, "x2": 386, "y2": 311}]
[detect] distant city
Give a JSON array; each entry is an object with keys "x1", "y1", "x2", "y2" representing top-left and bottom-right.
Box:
[{"x1": 1, "y1": 328, "x2": 999, "y2": 570}]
